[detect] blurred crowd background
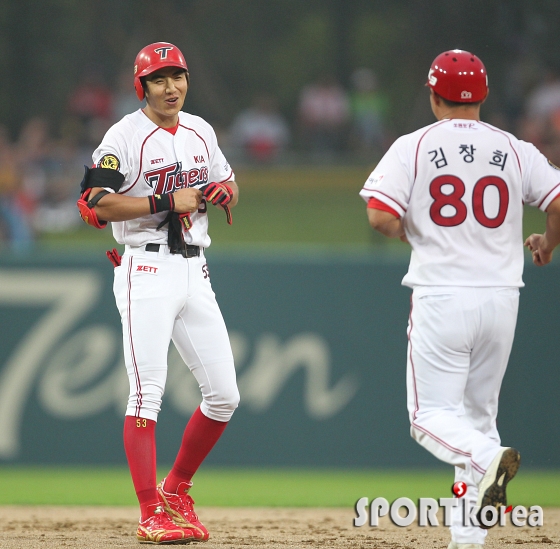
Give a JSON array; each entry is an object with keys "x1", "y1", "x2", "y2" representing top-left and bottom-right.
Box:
[{"x1": 0, "y1": 0, "x2": 560, "y2": 251}]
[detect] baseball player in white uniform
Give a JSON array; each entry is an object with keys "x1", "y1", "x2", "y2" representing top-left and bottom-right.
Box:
[
  {"x1": 77, "y1": 42, "x2": 239, "y2": 544},
  {"x1": 360, "y1": 50, "x2": 560, "y2": 548}
]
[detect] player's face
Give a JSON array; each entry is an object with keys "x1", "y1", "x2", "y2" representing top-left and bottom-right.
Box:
[{"x1": 143, "y1": 67, "x2": 188, "y2": 126}]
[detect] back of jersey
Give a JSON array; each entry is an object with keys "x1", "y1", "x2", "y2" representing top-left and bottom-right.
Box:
[
  {"x1": 360, "y1": 119, "x2": 560, "y2": 288},
  {"x1": 407, "y1": 119, "x2": 523, "y2": 287}
]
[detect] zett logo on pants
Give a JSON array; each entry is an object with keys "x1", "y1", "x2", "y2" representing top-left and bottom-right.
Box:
[{"x1": 136, "y1": 265, "x2": 158, "y2": 275}]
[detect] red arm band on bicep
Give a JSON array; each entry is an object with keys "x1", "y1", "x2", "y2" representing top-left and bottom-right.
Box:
[
  {"x1": 545, "y1": 192, "x2": 560, "y2": 211},
  {"x1": 367, "y1": 197, "x2": 400, "y2": 219}
]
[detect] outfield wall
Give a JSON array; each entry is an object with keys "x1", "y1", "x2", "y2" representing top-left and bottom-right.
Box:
[{"x1": 0, "y1": 250, "x2": 558, "y2": 468}]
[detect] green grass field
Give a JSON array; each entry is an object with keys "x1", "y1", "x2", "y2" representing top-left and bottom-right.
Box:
[
  {"x1": 0, "y1": 467, "x2": 558, "y2": 507},
  {"x1": 38, "y1": 166, "x2": 548, "y2": 252}
]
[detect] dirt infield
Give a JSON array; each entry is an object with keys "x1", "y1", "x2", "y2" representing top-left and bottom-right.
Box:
[{"x1": 0, "y1": 506, "x2": 558, "y2": 548}]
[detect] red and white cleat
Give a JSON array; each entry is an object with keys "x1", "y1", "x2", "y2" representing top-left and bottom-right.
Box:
[
  {"x1": 157, "y1": 479, "x2": 210, "y2": 541},
  {"x1": 137, "y1": 504, "x2": 196, "y2": 544}
]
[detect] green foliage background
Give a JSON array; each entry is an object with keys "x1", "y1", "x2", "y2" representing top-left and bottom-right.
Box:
[{"x1": 1, "y1": 0, "x2": 560, "y2": 137}]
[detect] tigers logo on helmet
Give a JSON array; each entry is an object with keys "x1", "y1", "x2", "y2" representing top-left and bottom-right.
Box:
[{"x1": 154, "y1": 46, "x2": 173, "y2": 59}]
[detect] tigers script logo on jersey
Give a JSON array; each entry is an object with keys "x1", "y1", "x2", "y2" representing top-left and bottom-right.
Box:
[
  {"x1": 98, "y1": 154, "x2": 120, "y2": 170},
  {"x1": 144, "y1": 162, "x2": 209, "y2": 194}
]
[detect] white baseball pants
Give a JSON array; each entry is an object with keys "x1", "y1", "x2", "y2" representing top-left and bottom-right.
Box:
[
  {"x1": 407, "y1": 285, "x2": 519, "y2": 545},
  {"x1": 113, "y1": 244, "x2": 239, "y2": 423}
]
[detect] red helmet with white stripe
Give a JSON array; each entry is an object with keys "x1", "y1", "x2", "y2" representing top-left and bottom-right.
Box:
[
  {"x1": 427, "y1": 49, "x2": 488, "y2": 103},
  {"x1": 134, "y1": 42, "x2": 189, "y2": 101}
]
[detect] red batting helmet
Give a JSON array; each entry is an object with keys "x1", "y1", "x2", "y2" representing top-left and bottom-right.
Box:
[
  {"x1": 133, "y1": 42, "x2": 189, "y2": 101},
  {"x1": 427, "y1": 49, "x2": 488, "y2": 103}
]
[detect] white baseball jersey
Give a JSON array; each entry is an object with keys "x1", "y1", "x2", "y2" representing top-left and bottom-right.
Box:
[
  {"x1": 360, "y1": 119, "x2": 560, "y2": 288},
  {"x1": 93, "y1": 109, "x2": 234, "y2": 248}
]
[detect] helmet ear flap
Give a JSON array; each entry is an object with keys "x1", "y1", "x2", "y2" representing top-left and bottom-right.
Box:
[{"x1": 134, "y1": 77, "x2": 145, "y2": 101}]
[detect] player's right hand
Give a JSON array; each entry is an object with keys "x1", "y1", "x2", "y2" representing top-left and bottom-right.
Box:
[
  {"x1": 172, "y1": 188, "x2": 202, "y2": 213},
  {"x1": 524, "y1": 233, "x2": 553, "y2": 266}
]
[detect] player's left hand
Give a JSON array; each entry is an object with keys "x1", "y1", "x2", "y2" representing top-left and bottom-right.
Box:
[
  {"x1": 202, "y1": 183, "x2": 233, "y2": 207},
  {"x1": 524, "y1": 233, "x2": 553, "y2": 266}
]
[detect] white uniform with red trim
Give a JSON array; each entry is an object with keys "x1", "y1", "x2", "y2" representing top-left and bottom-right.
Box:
[
  {"x1": 94, "y1": 109, "x2": 233, "y2": 248},
  {"x1": 93, "y1": 108, "x2": 239, "y2": 424},
  {"x1": 360, "y1": 119, "x2": 560, "y2": 545}
]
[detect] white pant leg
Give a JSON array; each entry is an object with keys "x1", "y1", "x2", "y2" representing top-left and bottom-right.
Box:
[
  {"x1": 450, "y1": 467, "x2": 487, "y2": 545},
  {"x1": 407, "y1": 286, "x2": 518, "y2": 480},
  {"x1": 114, "y1": 250, "x2": 187, "y2": 422},
  {"x1": 464, "y1": 287, "x2": 518, "y2": 457},
  {"x1": 449, "y1": 287, "x2": 518, "y2": 544},
  {"x1": 171, "y1": 253, "x2": 239, "y2": 422}
]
